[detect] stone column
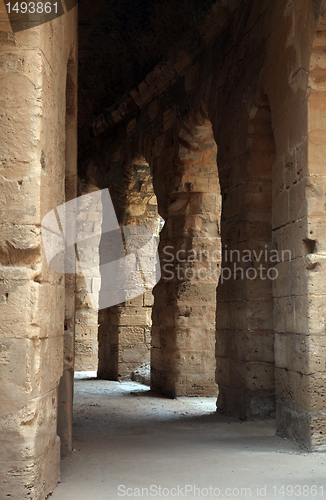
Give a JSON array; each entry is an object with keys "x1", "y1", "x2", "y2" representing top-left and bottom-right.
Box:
[
  {"x1": 0, "y1": 7, "x2": 77, "y2": 498},
  {"x1": 269, "y1": 5, "x2": 326, "y2": 450},
  {"x1": 98, "y1": 159, "x2": 161, "y2": 381},
  {"x1": 74, "y1": 185, "x2": 101, "y2": 373},
  {"x1": 151, "y1": 109, "x2": 221, "y2": 397},
  {"x1": 216, "y1": 94, "x2": 276, "y2": 419}
]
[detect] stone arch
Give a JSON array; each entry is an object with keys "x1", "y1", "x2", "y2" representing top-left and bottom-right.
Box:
[
  {"x1": 151, "y1": 105, "x2": 221, "y2": 397},
  {"x1": 215, "y1": 90, "x2": 276, "y2": 419}
]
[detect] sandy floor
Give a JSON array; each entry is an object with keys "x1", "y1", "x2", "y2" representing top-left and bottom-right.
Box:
[{"x1": 50, "y1": 379, "x2": 326, "y2": 500}]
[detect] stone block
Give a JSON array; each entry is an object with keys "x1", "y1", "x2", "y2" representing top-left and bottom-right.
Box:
[
  {"x1": 75, "y1": 308, "x2": 99, "y2": 326},
  {"x1": 151, "y1": 326, "x2": 161, "y2": 348},
  {"x1": 273, "y1": 217, "x2": 307, "y2": 261},
  {"x1": 119, "y1": 344, "x2": 149, "y2": 364},
  {"x1": 57, "y1": 368, "x2": 74, "y2": 454},
  {"x1": 143, "y1": 290, "x2": 154, "y2": 306},
  {"x1": 108, "y1": 306, "x2": 152, "y2": 327},
  {"x1": 272, "y1": 189, "x2": 290, "y2": 229},
  {"x1": 276, "y1": 403, "x2": 312, "y2": 449},
  {"x1": 163, "y1": 327, "x2": 215, "y2": 351},
  {"x1": 118, "y1": 326, "x2": 145, "y2": 346},
  {"x1": 306, "y1": 175, "x2": 326, "y2": 216},
  {"x1": 272, "y1": 259, "x2": 300, "y2": 299},
  {"x1": 216, "y1": 301, "x2": 230, "y2": 329},
  {"x1": 272, "y1": 119, "x2": 290, "y2": 157},
  {"x1": 176, "y1": 372, "x2": 217, "y2": 396},
  {"x1": 297, "y1": 373, "x2": 326, "y2": 413},
  {"x1": 163, "y1": 107, "x2": 177, "y2": 131},
  {"x1": 0, "y1": 336, "x2": 63, "y2": 402},
  {"x1": 274, "y1": 296, "x2": 296, "y2": 333},
  {"x1": 311, "y1": 417, "x2": 326, "y2": 451},
  {"x1": 75, "y1": 339, "x2": 94, "y2": 355},
  {"x1": 123, "y1": 294, "x2": 144, "y2": 307},
  {"x1": 32, "y1": 282, "x2": 65, "y2": 338},
  {"x1": 272, "y1": 157, "x2": 285, "y2": 198},
  {"x1": 306, "y1": 294, "x2": 326, "y2": 335},
  {"x1": 220, "y1": 329, "x2": 274, "y2": 363},
  {"x1": 275, "y1": 367, "x2": 297, "y2": 406},
  {"x1": 275, "y1": 334, "x2": 326, "y2": 375},
  {"x1": 0, "y1": 268, "x2": 43, "y2": 339},
  {"x1": 216, "y1": 356, "x2": 231, "y2": 387},
  {"x1": 230, "y1": 359, "x2": 275, "y2": 391},
  {"x1": 216, "y1": 385, "x2": 241, "y2": 417},
  {"x1": 151, "y1": 346, "x2": 173, "y2": 373},
  {"x1": 0, "y1": 436, "x2": 60, "y2": 500},
  {"x1": 0, "y1": 71, "x2": 39, "y2": 162},
  {"x1": 289, "y1": 178, "x2": 307, "y2": 221},
  {"x1": 0, "y1": 388, "x2": 58, "y2": 462},
  {"x1": 188, "y1": 193, "x2": 220, "y2": 216}
]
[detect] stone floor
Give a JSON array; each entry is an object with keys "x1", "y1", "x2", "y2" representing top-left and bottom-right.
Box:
[{"x1": 50, "y1": 378, "x2": 326, "y2": 500}]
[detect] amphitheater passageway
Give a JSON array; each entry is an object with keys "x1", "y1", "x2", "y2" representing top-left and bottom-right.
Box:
[{"x1": 51, "y1": 378, "x2": 325, "y2": 500}]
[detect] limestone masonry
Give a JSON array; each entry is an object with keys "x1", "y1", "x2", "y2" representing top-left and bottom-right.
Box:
[{"x1": 1, "y1": 0, "x2": 326, "y2": 498}]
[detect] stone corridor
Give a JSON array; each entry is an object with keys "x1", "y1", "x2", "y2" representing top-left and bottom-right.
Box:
[{"x1": 1, "y1": 0, "x2": 326, "y2": 498}]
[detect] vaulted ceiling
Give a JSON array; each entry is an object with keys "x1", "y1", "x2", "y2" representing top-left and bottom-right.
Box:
[{"x1": 77, "y1": 0, "x2": 245, "y2": 177}]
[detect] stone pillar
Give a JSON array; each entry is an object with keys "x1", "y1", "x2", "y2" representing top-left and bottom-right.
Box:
[
  {"x1": 0, "y1": 7, "x2": 77, "y2": 499},
  {"x1": 269, "y1": 5, "x2": 326, "y2": 450},
  {"x1": 98, "y1": 158, "x2": 161, "y2": 380},
  {"x1": 74, "y1": 185, "x2": 101, "y2": 373},
  {"x1": 99, "y1": 295, "x2": 152, "y2": 379},
  {"x1": 74, "y1": 278, "x2": 99, "y2": 371},
  {"x1": 216, "y1": 94, "x2": 276, "y2": 419},
  {"x1": 151, "y1": 109, "x2": 221, "y2": 397}
]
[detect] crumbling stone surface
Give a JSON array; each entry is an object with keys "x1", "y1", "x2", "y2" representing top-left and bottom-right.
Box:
[{"x1": 0, "y1": 3, "x2": 77, "y2": 498}]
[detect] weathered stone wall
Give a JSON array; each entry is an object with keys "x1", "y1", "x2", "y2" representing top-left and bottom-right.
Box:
[
  {"x1": 268, "y1": 0, "x2": 326, "y2": 450},
  {"x1": 0, "y1": 3, "x2": 77, "y2": 498},
  {"x1": 2, "y1": 6, "x2": 326, "y2": 499}
]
